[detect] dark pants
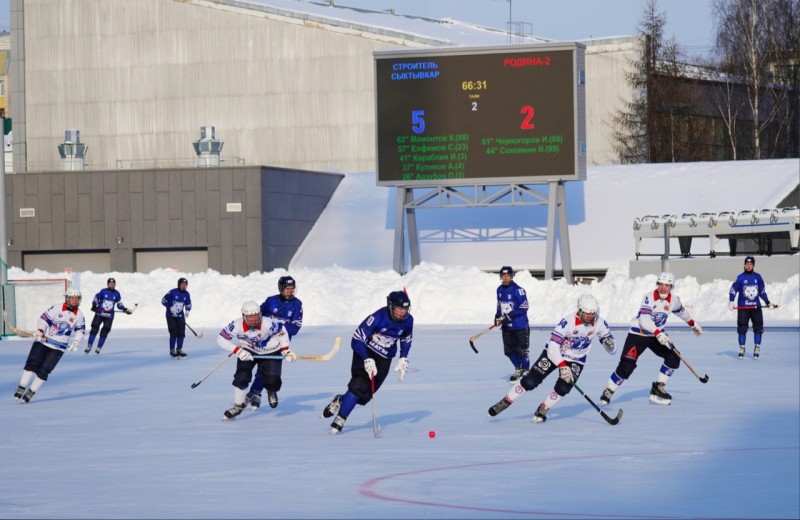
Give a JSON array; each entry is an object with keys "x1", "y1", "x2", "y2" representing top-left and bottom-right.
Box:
[
  {"x1": 90, "y1": 314, "x2": 114, "y2": 339},
  {"x1": 612, "y1": 333, "x2": 680, "y2": 381},
  {"x1": 232, "y1": 358, "x2": 284, "y2": 393},
  {"x1": 737, "y1": 308, "x2": 764, "y2": 335},
  {"x1": 519, "y1": 349, "x2": 582, "y2": 397},
  {"x1": 502, "y1": 328, "x2": 530, "y2": 367},
  {"x1": 166, "y1": 316, "x2": 186, "y2": 338},
  {"x1": 23, "y1": 341, "x2": 65, "y2": 381},
  {"x1": 346, "y1": 351, "x2": 391, "y2": 405}
]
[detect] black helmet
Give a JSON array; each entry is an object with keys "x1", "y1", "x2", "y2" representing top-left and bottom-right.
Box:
[
  {"x1": 500, "y1": 266, "x2": 514, "y2": 277},
  {"x1": 278, "y1": 276, "x2": 296, "y2": 292},
  {"x1": 177, "y1": 277, "x2": 189, "y2": 288},
  {"x1": 107, "y1": 277, "x2": 116, "y2": 285},
  {"x1": 386, "y1": 290, "x2": 411, "y2": 321},
  {"x1": 744, "y1": 256, "x2": 755, "y2": 265}
]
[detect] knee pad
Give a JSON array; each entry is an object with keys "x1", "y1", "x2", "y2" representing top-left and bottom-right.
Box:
[{"x1": 553, "y1": 378, "x2": 572, "y2": 396}]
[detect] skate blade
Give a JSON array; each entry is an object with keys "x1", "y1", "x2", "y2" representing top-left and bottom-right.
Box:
[{"x1": 648, "y1": 395, "x2": 671, "y2": 405}]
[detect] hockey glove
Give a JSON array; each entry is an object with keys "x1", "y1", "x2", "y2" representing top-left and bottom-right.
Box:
[
  {"x1": 33, "y1": 330, "x2": 45, "y2": 342},
  {"x1": 729, "y1": 301, "x2": 736, "y2": 311},
  {"x1": 689, "y1": 321, "x2": 702, "y2": 335},
  {"x1": 602, "y1": 337, "x2": 616, "y2": 354},
  {"x1": 232, "y1": 346, "x2": 253, "y2": 362},
  {"x1": 655, "y1": 331, "x2": 671, "y2": 347},
  {"x1": 68, "y1": 339, "x2": 80, "y2": 352},
  {"x1": 124, "y1": 308, "x2": 133, "y2": 315},
  {"x1": 282, "y1": 349, "x2": 297, "y2": 363},
  {"x1": 558, "y1": 361, "x2": 574, "y2": 384},
  {"x1": 766, "y1": 302, "x2": 779, "y2": 309},
  {"x1": 91, "y1": 305, "x2": 98, "y2": 313},
  {"x1": 394, "y1": 357, "x2": 409, "y2": 381},
  {"x1": 363, "y1": 358, "x2": 377, "y2": 378},
  {"x1": 183, "y1": 310, "x2": 190, "y2": 320}
]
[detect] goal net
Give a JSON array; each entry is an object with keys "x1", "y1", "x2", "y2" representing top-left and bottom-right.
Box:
[{"x1": 6, "y1": 278, "x2": 70, "y2": 333}]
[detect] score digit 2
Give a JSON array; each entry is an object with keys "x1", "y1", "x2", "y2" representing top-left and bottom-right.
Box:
[{"x1": 520, "y1": 105, "x2": 534, "y2": 130}]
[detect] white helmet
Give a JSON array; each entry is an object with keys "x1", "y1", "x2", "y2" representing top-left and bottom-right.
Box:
[
  {"x1": 64, "y1": 288, "x2": 82, "y2": 309},
  {"x1": 657, "y1": 272, "x2": 675, "y2": 286},
  {"x1": 577, "y1": 294, "x2": 599, "y2": 324},
  {"x1": 241, "y1": 300, "x2": 261, "y2": 320}
]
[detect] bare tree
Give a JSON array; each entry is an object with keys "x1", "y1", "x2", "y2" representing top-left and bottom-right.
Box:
[{"x1": 713, "y1": 0, "x2": 798, "y2": 159}]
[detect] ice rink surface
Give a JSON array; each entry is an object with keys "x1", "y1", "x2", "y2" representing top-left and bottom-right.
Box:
[{"x1": 2, "y1": 325, "x2": 798, "y2": 519}]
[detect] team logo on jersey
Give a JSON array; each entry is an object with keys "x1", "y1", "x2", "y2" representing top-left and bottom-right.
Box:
[
  {"x1": 744, "y1": 285, "x2": 758, "y2": 300},
  {"x1": 663, "y1": 305, "x2": 670, "y2": 311}
]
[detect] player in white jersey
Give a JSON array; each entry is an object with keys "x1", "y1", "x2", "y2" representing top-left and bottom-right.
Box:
[
  {"x1": 487, "y1": 294, "x2": 616, "y2": 423},
  {"x1": 216, "y1": 301, "x2": 296, "y2": 420},
  {"x1": 599, "y1": 272, "x2": 702, "y2": 406},
  {"x1": 13, "y1": 288, "x2": 86, "y2": 403}
]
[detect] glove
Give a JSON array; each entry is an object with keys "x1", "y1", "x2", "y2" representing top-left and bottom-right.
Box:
[
  {"x1": 494, "y1": 315, "x2": 508, "y2": 327},
  {"x1": 232, "y1": 346, "x2": 253, "y2": 362},
  {"x1": 655, "y1": 331, "x2": 671, "y2": 347},
  {"x1": 558, "y1": 362, "x2": 574, "y2": 384},
  {"x1": 394, "y1": 357, "x2": 409, "y2": 381},
  {"x1": 729, "y1": 301, "x2": 736, "y2": 311},
  {"x1": 603, "y1": 337, "x2": 616, "y2": 354},
  {"x1": 68, "y1": 339, "x2": 80, "y2": 352},
  {"x1": 33, "y1": 330, "x2": 45, "y2": 342},
  {"x1": 124, "y1": 308, "x2": 133, "y2": 315},
  {"x1": 363, "y1": 358, "x2": 377, "y2": 378},
  {"x1": 766, "y1": 302, "x2": 779, "y2": 309},
  {"x1": 184, "y1": 310, "x2": 190, "y2": 319},
  {"x1": 690, "y1": 322, "x2": 702, "y2": 335},
  {"x1": 283, "y1": 349, "x2": 297, "y2": 362},
  {"x1": 91, "y1": 305, "x2": 98, "y2": 313}
]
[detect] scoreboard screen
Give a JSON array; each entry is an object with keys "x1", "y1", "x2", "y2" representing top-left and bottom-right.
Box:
[{"x1": 374, "y1": 43, "x2": 586, "y2": 186}]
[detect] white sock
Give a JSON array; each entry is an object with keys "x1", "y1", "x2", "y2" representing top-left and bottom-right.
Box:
[
  {"x1": 504, "y1": 384, "x2": 526, "y2": 403},
  {"x1": 541, "y1": 391, "x2": 563, "y2": 410},
  {"x1": 234, "y1": 387, "x2": 247, "y2": 406},
  {"x1": 29, "y1": 376, "x2": 45, "y2": 393},
  {"x1": 19, "y1": 370, "x2": 34, "y2": 388}
]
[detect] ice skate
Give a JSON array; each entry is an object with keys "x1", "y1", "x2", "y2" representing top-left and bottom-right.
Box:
[
  {"x1": 13, "y1": 385, "x2": 25, "y2": 400},
  {"x1": 248, "y1": 392, "x2": 261, "y2": 411},
  {"x1": 170, "y1": 350, "x2": 179, "y2": 359},
  {"x1": 738, "y1": 345, "x2": 745, "y2": 359},
  {"x1": 600, "y1": 387, "x2": 615, "y2": 406},
  {"x1": 488, "y1": 397, "x2": 512, "y2": 417},
  {"x1": 176, "y1": 350, "x2": 188, "y2": 359},
  {"x1": 322, "y1": 394, "x2": 342, "y2": 418},
  {"x1": 94, "y1": 347, "x2": 102, "y2": 355},
  {"x1": 509, "y1": 368, "x2": 524, "y2": 382},
  {"x1": 21, "y1": 389, "x2": 36, "y2": 403},
  {"x1": 84, "y1": 345, "x2": 93, "y2": 354},
  {"x1": 531, "y1": 403, "x2": 548, "y2": 423},
  {"x1": 223, "y1": 402, "x2": 246, "y2": 420},
  {"x1": 329, "y1": 414, "x2": 346, "y2": 435},
  {"x1": 753, "y1": 345, "x2": 760, "y2": 359},
  {"x1": 648, "y1": 381, "x2": 672, "y2": 405},
  {"x1": 267, "y1": 391, "x2": 278, "y2": 409}
]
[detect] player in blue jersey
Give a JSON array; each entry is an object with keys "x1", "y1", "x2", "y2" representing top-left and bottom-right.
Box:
[
  {"x1": 322, "y1": 291, "x2": 413, "y2": 435},
  {"x1": 729, "y1": 256, "x2": 776, "y2": 359},
  {"x1": 488, "y1": 295, "x2": 616, "y2": 423},
  {"x1": 246, "y1": 275, "x2": 304, "y2": 410},
  {"x1": 84, "y1": 278, "x2": 134, "y2": 354},
  {"x1": 161, "y1": 277, "x2": 192, "y2": 359},
  {"x1": 598, "y1": 272, "x2": 702, "y2": 406},
  {"x1": 495, "y1": 266, "x2": 531, "y2": 382},
  {"x1": 13, "y1": 288, "x2": 86, "y2": 403}
]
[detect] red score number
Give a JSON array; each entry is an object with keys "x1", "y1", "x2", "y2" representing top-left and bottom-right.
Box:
[{"x1": 520, "y1": 105, "x2": 534, "y2": 130}]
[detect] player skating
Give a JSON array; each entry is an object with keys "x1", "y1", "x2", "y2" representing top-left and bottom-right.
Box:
[
  {"x1": 246, "y1": 275, "x2": 303, "y2": 410},
  {"x1": 216, "y1": 300, "x2": 296, "y2": 420},
  {"x1": 13, "y1": 288, "x2": 86, "y2": 403},
  {"x1": 85, "y1": 277, "x2": 135, "y2": 354},
  {"x1": 598, "y1": 272, "x2": 702, "y2": 406},
  {"x1": 322, "y1": 291, "x2": 413, "y2": 435},
  {"x1": 487, "y1": 295, "x2": 616, "y2": 422}
]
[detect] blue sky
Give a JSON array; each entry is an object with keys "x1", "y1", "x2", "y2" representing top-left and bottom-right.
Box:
[{"x1": 0, "y1": 1, "x2": 716, "y2": 57}]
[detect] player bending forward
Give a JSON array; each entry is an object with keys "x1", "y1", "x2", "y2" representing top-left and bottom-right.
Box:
[
  {"x1": 216, "y1": 301, "x2": 297, "y2": 420},
  {"x1": 488, "y1": 295, "x2": 615, "y2": 423},
  {"x1": 322, "y1": 291, "x2": 413, "y2": 435}
]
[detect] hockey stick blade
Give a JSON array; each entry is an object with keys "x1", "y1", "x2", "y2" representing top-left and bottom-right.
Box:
[
  {"x1": 601, "y1": 408, "x2": 623, "y2": 425},
  {"x1": 467, "y1": 324, "x2": 496, "y2": 354},
  {"x1": 253, "y1": 336, "x2": 342, "y2": 361},
  {"x1": 185, "y1": 322, "x2": 204, "y2": 339},
  {"x1": 468, "y1": 339, "x2": 479, "y2": 354}
]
